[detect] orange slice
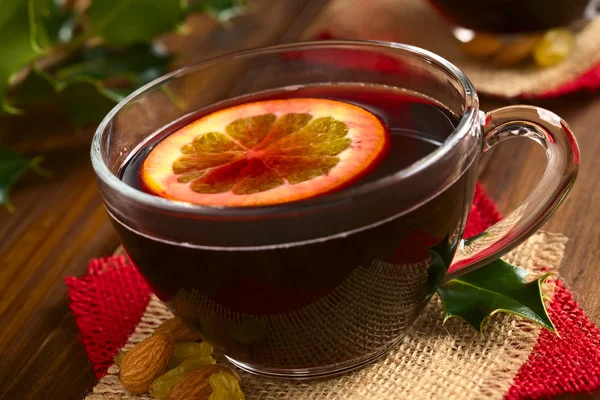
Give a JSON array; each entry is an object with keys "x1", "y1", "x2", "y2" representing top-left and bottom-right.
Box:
[{"x1": 141, "y1": 98, "x2": 388, "y2": 206}]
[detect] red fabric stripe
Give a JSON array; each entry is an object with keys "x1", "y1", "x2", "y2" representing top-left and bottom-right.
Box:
[
  {"x1": 464, "y1": 184, "x2": 502, "y2": 237},
  {"x1": 529, "y1": 62, "x2": 600, "y2": 99},
  {"x1": 507, "y1": 280, "x2": 600, "y2": 399}
]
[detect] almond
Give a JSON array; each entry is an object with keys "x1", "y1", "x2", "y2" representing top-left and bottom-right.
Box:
[
  {"x1": 154, "y1": 317, "x2": 202, "y2": 342},
  {"x1": 168, "y1": 365, "x2": 239, "y2": 400},
  {"x1": 120, "y1": 334, "x2": 174, "y2": 394},
  {"x1": 492, "y1": 35, "x2": 541, "y2": 67},
  {"x1": 460, "y1": 34, "x2": 503, "y2": 59}
]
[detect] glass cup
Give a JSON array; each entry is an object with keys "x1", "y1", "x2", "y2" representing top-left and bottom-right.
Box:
[
  {"x1": 91, "y1": 41, "x2": 579, "y2": 379},
  {"x1": 427, "y1": 0, "x2": 598, "y2": 67}
]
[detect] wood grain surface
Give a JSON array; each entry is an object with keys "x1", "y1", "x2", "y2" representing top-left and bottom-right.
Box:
[{"x1": 0, "y1": 1, "x2": 599, "y2": 399}]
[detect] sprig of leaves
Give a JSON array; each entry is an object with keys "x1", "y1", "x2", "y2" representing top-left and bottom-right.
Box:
[
  {"x1": 14, "y1": 45, "x2": 172, "y2": 126},
  {"x1": 1, "y1": 0, "x2": 243, "y2": 210},
  {"x1": 437, "y1": 259, "x2": 557, "y2": 334}
]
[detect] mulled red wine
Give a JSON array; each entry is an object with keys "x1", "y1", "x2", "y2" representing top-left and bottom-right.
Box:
[
  {"x1": 429, "y1": 0, "x2": 594, "y2": 34},
  {"x1": 114, "y1": 85, "x2": 477, "y2": 372}
]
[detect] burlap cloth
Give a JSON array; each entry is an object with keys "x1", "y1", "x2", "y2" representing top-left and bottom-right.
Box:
[
  {"x1": 302, "y1": 0, "x2": 600, "y2": 98},
  {"x1": 86, "y1": 231, "x2": 567, "y2": 400}
]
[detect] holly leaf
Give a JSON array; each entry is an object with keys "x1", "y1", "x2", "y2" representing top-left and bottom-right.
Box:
[
  {"x1": 31, "y1": 0, "x2": 76, "y2": 48},
  {"x1": 12, "y1": 69, "x2": 118, "y2": 127},
  {"x1": 188, "y1": 0, "x2": 247, "y2": 21},
  {"x1": 53, "y1": 45, "x2": 172, "y2": 126},
  {"x1": 88, "y1": 0, "x2": 185, "y2": 46},
  {"x1": 56, "y1": 44, "x2": 171, "y2": 87},
  {"x1": 11, "y1": 67, "x2": 57, "y2": 107},
  {"x1": 437, "y1": 259, "x2": 556, "y2": 334},
  {"x1": 9, "y1": 68, "x2": 117, "y2": 127},
  {"x1": 55, "y1": 77, "x2": 122, "y2": 127},
  {"x1": 426, "y1": 234, "x2": 455, "y2": 297},
  {"x1": 0, "y1": 147, "x2": 48, "y2": 211},
  {"x1": 0, "y1": 0, "x2": 41, "y2": 113}
]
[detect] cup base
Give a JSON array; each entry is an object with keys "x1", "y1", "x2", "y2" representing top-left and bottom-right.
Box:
[{"x1": 224, "y1": 333, "x2": 407, "y2": 380}]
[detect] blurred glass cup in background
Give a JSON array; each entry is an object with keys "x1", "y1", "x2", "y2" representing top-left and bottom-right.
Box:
[{"x1": 427, "y1": 0, "x2": 598, "y2": 67}]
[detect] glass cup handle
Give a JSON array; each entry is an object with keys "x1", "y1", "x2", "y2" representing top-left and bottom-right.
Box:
[{"x1": 444, "y1": 105, "x2": 580, "y2": 281}]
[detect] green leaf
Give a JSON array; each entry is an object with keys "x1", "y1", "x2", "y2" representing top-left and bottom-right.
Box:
[
  {"x1": 11, "y1": 67, "x2": 57, "y2": 107},
  {"x1": 188, "y1": 0, "x2": 247, "y2": 21},
  {"x1": 10, "y1": 68, "x2": 118, "y2": 127},
  {"x1": 11, "y1": 44, "x2": 170, "y2": 125},
  {"x1": 53, "y1": 45, "x2": 171, "y2": 126},
  {"x1": 88, "y1": 0, "x2": 185, "y2": 46},
  {"x1": 31, "y1": 0, "x2": 76, "y2": 48},
  {"x1": 0, "y1": 147, "x2": 47, "y2": 211},
  {"x1": 56, "y1": 44, "x2": 171, "y2": 87},
  {"x1": 0, "y1": 0, "x2": 41, "y2": 113},
  {"x1": 56, "y1": 77, "x2": 121, "y2": 127},
  {"x1": 426, "y1": 234, "x2": 455, "y2": 297},
  {"x1": 437, "y1": 259, "x2": 556, "y2": 334},
  {"x1": 14, "y1": 70, "x2": 119, "y2": 127}
]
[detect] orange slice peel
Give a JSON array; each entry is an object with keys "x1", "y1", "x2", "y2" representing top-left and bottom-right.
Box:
[{"x1": 141, "y1": 98, "x2": 388, "y2": 206}]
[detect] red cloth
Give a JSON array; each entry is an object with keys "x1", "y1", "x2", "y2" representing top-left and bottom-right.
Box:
[
  {"x1": 66, "y1": 185, "x2": 600, "y2": 398},
  {"x1": 533, "y1": 62, "x2": 600, "y2": 99},
  {"x1": 65, "y1": 256, "x2": 151, "y2": 378},
  {"x1": 507, "y1": 280, "x2": 600, "y2": 399}
]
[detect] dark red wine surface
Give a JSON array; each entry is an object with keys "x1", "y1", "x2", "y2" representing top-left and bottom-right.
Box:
[{"x1": 121, "y1": 85, "x2": 456, "y2": 193}]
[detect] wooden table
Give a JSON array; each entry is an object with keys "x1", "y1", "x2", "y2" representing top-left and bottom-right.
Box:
[{"x1": 1, "y1": 1, "x2": 599, "y2": 398}]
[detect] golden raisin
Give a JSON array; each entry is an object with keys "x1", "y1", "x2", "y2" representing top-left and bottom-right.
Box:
[
  {"x1": 209, "y1": 371, "x2": 246, "y2": 400},
  {"x1": 533, "y1": 29, "x2": 574, "y2": 67},
  {"x1": 150, "y1": 355, "x2": 216, "y2": 399},
  {"x1": 168, "y1": 341, "x2": 214, "y2": 369}
]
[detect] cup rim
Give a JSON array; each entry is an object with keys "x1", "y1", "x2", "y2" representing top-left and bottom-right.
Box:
[{"x1": 91, "y1": 39, "x2": 479, "y2": 218}]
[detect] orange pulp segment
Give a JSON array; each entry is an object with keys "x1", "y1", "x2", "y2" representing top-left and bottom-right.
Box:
[{"x1": 141, "y1": 98, "x2": 388, "y2": 206}]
